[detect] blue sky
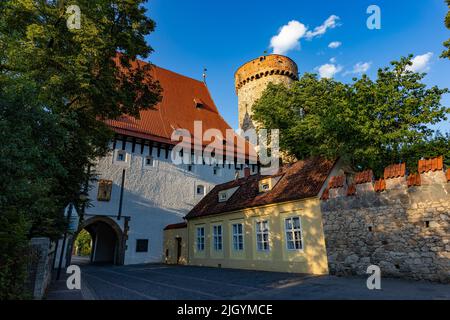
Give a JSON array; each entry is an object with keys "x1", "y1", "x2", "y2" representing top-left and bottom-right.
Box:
[{"x1": 143, "y1": 0, "x2": 450, "y2": 133}]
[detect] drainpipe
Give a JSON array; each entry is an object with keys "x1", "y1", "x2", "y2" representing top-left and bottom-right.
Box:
[{"x1": 117, "y1": 169, "x2": 126, "y2": 220}]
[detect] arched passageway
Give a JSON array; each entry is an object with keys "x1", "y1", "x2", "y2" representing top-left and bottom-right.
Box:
[{"x1": 71, "y1": 216, "x2": 125, "y2": 265}]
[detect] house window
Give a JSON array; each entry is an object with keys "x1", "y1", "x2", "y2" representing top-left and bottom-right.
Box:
[
  {"x1": 116, "y1": 150, "x2": 126, "y2": 162},
  {"x1": 196, "y1": 185, "x2": 205, "y2": 196},
  {"x1": 232, "y1": 223, "x2": 244, "y2": 251},
  {"x1": 256, "y1": 220, "x2": 269, "y2": 251},
  {"x1": 285, "y1": 217, "x2": 303, "y2": 250},
  {"x1": 97, "y1": 179, "x2": 112, "y2": 201},
  {"x1": 213, "y1": 225, "x2": 223, "y2": 251},
  {"x1": 213, "y1": 166, "x2": 221, "y2": 176},
  {"x1": 144, "y1": 156, "x2": 154, "y2": 167},
  {"x1": 136, "y1": 239, "x2": 149, "y2": 252},
  {"x1": 218, "y1": 191, "x2": 228, "y2": 202},
  {"x1": 261, "y1": 183, "x2": 270, "y2": 191},
  {"x1": 196, "y1": 227, "x2": 205, "y2": 251},
  {"x1": 187, "y1": 164, "x2": 193, "y2": 172}
]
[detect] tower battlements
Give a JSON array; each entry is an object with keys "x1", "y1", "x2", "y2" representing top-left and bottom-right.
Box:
[{"x1": 234, "y1": 55, "x2": 298, "y2": 131}]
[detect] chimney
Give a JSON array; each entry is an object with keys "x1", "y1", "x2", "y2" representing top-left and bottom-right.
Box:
[{"x1": 244, "y1": 167, "x2": 251, "y2": 178}]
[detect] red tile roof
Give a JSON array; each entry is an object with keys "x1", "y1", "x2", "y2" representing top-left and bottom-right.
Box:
[
  {"x1": 418, "y1": 156, "x2": 444, "y2": 173},
  {"x1": 384, "y1": 163, "x2": 406, "y2": 179},
  {"x1": 328, "y1": 175, "x2": 345, "y2": 189},
  {"x1": 407, "y1": 173, "x2": 421, "y2": 187},
  {"x1": 320, "y1": 188, "x2": 330, "y2": 201},
  {"x1": 354, "y1": 170, "x2": 373, "y2": 185},
  {"x1": 346, "y1": 184, "x2": 356, "y2": 196},
  {"x1": 446, "y1": 169, "x2": 450, "y2": 182},
  {"x1": 106, "y1": 57, "x2": 254, "y2": 159},
  {"x1": 374, "y1": 178, "x2": 386, "y2": 192},
  {"x1": 163, "y1": 222, "x2": 187, "y2": 230},
  {"x1": 185, "y1": 157, "x2": 336, "y2": 219}
]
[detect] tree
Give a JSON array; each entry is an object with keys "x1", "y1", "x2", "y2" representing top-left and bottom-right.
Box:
[
  {"x1": 0, "y1": 0, "x2": 161, "y2": 298},
  {"x1": 442, "y1": 0, "x2": 450, "y2": 59},
  {"x1": 75, "y1": 229, "x2": 92, "y2": 256},
  {"x1": 252, "y1": 56, "x2": 449, "y2": 176}
]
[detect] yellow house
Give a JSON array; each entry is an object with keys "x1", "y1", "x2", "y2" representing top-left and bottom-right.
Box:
[{"x1": 164, "y1": 158, "x2": 338, "y2": 274}]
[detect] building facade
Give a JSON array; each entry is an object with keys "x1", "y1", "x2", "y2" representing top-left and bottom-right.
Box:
[
  {"x1": 164, "y1": 158, "x2": 340, "y2": 274},
  {"x1": 61, "y1": 62, "x2": 257, "y2": 267}
]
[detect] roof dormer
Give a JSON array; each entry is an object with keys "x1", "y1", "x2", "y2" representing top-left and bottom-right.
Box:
[
  {"x1": 258, "y1": 176, "x2": 282, "y2": 193},
  {"x1": 218, "y1": 186, "x2": 239, "y2": 202},
  {"x1": 194, "y1": 98, "x2": 205, "y2": 109}
]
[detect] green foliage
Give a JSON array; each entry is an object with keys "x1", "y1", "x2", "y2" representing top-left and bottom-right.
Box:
[
  {"x1": 252, "y1": 56, "x2": 449, "y2": 177},
  {"x1": 0, "y1": 0, "x2": 161, "y2": 299},
  {"x1": 75, "y1": 229, "x2": 92, "y2": 256},
  {"x1": 442, "y1": 0, "x2": 450, "y2": 59},
  {"x1": 0, "y1": 210, "x2": 30, "y2": 300}
]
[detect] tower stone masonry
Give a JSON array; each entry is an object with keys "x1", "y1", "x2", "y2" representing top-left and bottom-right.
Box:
[{"x1": 234, "y1": 54, "x2": 299, "y2": 131}]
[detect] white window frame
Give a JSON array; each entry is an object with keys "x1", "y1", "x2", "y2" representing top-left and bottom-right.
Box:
[
  {"x1": 256, "y1": 220, "x2": 270, "y2": 251},
  {"x1": 196, "y1": 184, "x2": 205, "y2": 196},
  {"x1": 212, "y1": 225, "x2": 223, "y2": 251},
  {"x1": 143, "y1": 155, "x2": 155, "y2": 169},
  {"x1": 232, "y1": 223, "x2": 244, "y2": 251},
  {"x1": 116, "y1": 150, "x2": 127, "y2": 162},
  {"x1": 218, "y1": 191, "x2": 228, "y2": 202},
  {"x1": 285, "y1": 216, "x2": 303, "y2": 251},
  {"x1": 196, "y1": 226, "x2": 205, "y2": 251}
]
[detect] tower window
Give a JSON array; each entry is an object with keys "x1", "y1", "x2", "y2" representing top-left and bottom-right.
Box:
[
  {"x1": 144, "y1": 156, "x2": 154, "y2": 167},
  {"x1": 196, "y1": 185, "x2": 205, "y2": 196},
  {"x1": 116, "y1": 150, "x2": 126, "y2": 162}
]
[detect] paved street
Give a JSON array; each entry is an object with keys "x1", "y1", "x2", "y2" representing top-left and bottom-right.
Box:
[{"x1": 46, "y1": 263, "x2": 450, "y2": 300}]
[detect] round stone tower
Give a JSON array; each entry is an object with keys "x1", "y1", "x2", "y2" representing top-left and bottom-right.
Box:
[{"x1": 234, "y1": 54, "x2": 298, "y2": 131}]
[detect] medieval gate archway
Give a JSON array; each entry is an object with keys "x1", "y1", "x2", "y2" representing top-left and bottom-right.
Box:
[{"x1": 71, "y1": 216, "x2": 125, "y2": 265}]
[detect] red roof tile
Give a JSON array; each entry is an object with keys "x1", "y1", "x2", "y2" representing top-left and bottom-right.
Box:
[
  {"x1": 346, "y1": 184, "x2": 356, "y2": 196},
  {"x1": 418, "y1": 156, "x2": 444, "y2": 173},
  {"x1": 446, "y1": 169, "x2": 450, "y2": 182},
  {"x1": 374, "y1": 178, "x2": 386, "y2": 192},
  {"x1": 185, "y1": 157, "x2": 336, "y2": 219},
  {"x1": 328, "y1": 175, "x2": 345, "y2": 189},
  {"x1": 320, "y1": 188, "x2": 330, "y2": 201},
  {"x1": 107, "y1": 57, "x2": 254, "y2": 159},
  {"x1": 354, "y1": 170, "x2": 373, "y2": 185},
  {"x1": 407, "y1": 173, "x2": 421, "y2": 187},
  {"x1": 163, "y1": 222, "x2": 187, "y2": 230},
  {"x1": 384, "y1": 163, "x2": 406, "y2": 179}
]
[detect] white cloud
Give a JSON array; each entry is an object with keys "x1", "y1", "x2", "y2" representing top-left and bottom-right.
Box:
[
  {"x1": 306, "y1": 15, "x2": 340, "y2": 39},
  {"x1": 269, "y1": 15, "x2": 340, "y2": 55},
  {"x1": 329, "y1": 57, "x2": 337, "y2": 63},
  {"x1": 317, "y1": 63, "x2": 342, "y2": 78},
  {"x1": 328, "y1": 41, "x2": 341, "y2": 49},
  {"x1": 406, "y1": 52, "x2": 433, "y2": 72},
  {"x1": 270, "y1": 20, "x2": 307, "y2": 55},
  {"x1": 344, "y1": 62, "x2": 372, "y2": 75}
]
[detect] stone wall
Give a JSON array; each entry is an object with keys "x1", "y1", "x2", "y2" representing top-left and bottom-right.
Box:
[
  {"x1": 320, "y1": 158, "x2": 450, "y2": 283},
  {"x1": 25, "y1": 238, "x2": 55, "y2": 299}
]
